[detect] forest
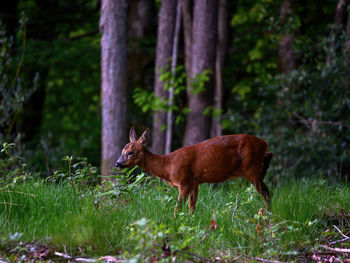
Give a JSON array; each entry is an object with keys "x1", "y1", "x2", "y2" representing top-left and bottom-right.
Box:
[{"x1": 0, "y1": 0, "x2": 349, "y2": 262}]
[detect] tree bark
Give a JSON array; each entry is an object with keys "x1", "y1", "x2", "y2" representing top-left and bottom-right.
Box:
[
  {"x1": 346, "y1": 10, "x2": 350, "y2": 49},
  {"x1": 183, "y1": 0, "x2": 218, "y2": 146},
  {"x1": 335, "y1": 0, "x2": 346, "y2": 26},
  {"x1": 127, "y1": 0, "x2": 155, "y2": 39},
  {"x1": 165, "y1": 0, "x2": 182, "y2": 154},
  {"x1": 278, "y1": 0, "x2": 296, "y2": 73},
  {"x1": 182, "y1": 0, "x2": 193, "y2": 99},
  {"x1": 152, "y1": 0, "x2": 177, "y2": 154},
  {"x1": 100, "y1": 0, "x2": 128, "y2": 177},
  {"x1": 210, "y1": 0, "x2": 229, "y2": 138}
]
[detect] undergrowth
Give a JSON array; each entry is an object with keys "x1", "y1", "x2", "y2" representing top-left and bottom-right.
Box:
[
  {"x1": 0, "y1": 144, "x2": 349, "y2": 262},
  {"x1": 0, "y1": 177, "x2": 349, "y2": 262}
]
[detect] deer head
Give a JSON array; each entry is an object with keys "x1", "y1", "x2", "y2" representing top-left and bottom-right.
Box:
[{"x1": 115, "y1": 127, "x2": 151, "y2": 169}]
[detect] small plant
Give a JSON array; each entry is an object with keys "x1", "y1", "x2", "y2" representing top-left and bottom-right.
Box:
[
  {"x1": 0, "y1": 142, "x2": 36, "y2": 187},
  {"x1": 126, "y1": 218, "x2": 171, "y2": 262},
  {"x1": 47, "y1": 156, "x2": 100, "y2": 189}
]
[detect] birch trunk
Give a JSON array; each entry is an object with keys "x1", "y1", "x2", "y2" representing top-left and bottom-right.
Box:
[{"x1": 152, "y1": 0, "x2": 177, "y2": 154}]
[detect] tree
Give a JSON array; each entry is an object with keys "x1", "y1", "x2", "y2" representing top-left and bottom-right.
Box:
[
  {"x1": 183, "y1": 0, "x2": 218, "y2": 146},
  {"x1": 151, "y1": 0, "x2": 177, "y2": 154},
  {"x1": 100, "y1": 0, "x2": 128, "y2": 177},
  {"x1": 211, "y1": 0, "x2": 229, "y2": 138},
  {"x1": 278, "y1": 0, "x2": 296, "y2": 73},
  {"x1": 165, "y1": 0, "x2": 182, "y2": 154}
]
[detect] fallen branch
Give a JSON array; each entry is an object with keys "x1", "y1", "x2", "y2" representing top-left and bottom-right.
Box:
[
  {"x1": 321, "y1": 245, "x2": 350, "y2": 253},
  {"x1": 254, "y1": 256, "x2": 285, "y2": 263},
  {"x1": 330, "y1": 236, "x2": 350, "y2": 245},
  {"x1": 98, "y1": 256, "x2": 126, "y2": 262},
  {"x1": 333, "y1": 225, "x2": 349, "y2": 239},
  {"x1": 54, "y1": 252, "x2": 99, "y2": 262}
]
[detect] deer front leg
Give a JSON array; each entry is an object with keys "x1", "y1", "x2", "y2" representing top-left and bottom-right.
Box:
[
  {"x1": 174, "y1": 185, "x2": 191, "y2": 214},
  {"x1": 189, "y1": 185, "x2": 199, "y2": 213}
]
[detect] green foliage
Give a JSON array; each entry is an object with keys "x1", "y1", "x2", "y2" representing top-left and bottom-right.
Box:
[
  {"x1": 224, "y1": 1, "x2": 350, "y2": 180},
  {"x1": 190, "y1": 69, "x2": 212, "y2": 95},
  {"x1": 0, "y1": 142, "x2": 37, "y2": 188},
  {"x1": 133, "y1": 65, "x2": 188, "y2": 126}
]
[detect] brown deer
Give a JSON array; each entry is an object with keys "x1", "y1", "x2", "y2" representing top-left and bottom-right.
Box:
[{"x1": 115, "y1": 127, "x2": 273, "y2": 212}]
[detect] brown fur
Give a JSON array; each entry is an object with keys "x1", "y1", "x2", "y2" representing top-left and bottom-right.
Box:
[{"x1": 115, "y1": 127, "x2": 273, "y2": 212}]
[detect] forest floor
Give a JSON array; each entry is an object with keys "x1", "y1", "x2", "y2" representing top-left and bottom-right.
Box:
[{"x1": 0, "y1": 175, "x2": 349, "y2": 262}]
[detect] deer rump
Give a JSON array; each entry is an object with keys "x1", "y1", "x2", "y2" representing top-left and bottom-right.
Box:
[{"x1": 168, "y1": 134, "x2": 269, "y2": 185}]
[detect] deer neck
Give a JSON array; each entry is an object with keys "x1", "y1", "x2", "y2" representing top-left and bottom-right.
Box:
[{"x1": 137, "y1": 148, "x2": 171, "y2": 181}]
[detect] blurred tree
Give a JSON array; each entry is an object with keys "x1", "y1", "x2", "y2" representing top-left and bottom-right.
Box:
[
  {"x1": 100, "y1": 0, "x2": 128, "y2": 177},
  {"x1": 165, "y1": 0, "x2": 182, "y2": 154},
  {"x1": 211, "y1": 0, "x2": 230, "y2": 138},
  {"x1": 183, "y1": 0, "x2": 218, "y2": 146},
  {"x1": 278, "y1": 0, "x2": 296, "y2": 73},
  {"x1": 152, "y1": 0, "x2": 177, "y2": 154}
]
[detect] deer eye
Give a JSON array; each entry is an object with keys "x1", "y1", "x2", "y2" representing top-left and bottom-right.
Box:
[{"x1": 127, "y1": 151, "x2": 134, "y2": 156}]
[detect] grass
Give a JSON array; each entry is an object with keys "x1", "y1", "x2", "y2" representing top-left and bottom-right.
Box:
[{"x1": 0, "y1": 176, "x2": 349, "y2": 261}]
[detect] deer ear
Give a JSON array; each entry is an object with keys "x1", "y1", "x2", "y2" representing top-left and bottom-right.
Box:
[
  {"x1": 129, "y1": 127, "x2": 138, "y2": 142},
  {"x1": 138, "y1": 128, "x2": 151, "y2": 146}
]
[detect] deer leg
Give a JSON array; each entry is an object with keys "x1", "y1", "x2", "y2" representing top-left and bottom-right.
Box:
[
  {"x1": 175, "y1": 185, "x2": 191, "y2": 213},
  {"x1": 189, "y1": 185, "x2": 199, "y2": 213},
  {"x1": 252, "y1": 179, "x2": 271, "y2": 209},
  {"x1": 246, "y1": 167, "x2": 271, "y2": 209}
]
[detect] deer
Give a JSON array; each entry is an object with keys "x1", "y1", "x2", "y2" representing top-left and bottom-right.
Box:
[{"x1": 115, "y1": 127, "x2": 273, "y2": 213}]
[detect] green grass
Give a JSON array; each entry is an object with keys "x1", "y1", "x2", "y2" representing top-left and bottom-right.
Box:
[{"x1": 0, "y1": 178, "x2": 349, "y2": 261}]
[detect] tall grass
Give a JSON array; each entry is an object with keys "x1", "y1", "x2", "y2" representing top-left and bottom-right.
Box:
[{"x1": 0, "y1": 178, "x2": 349, "y2": 260}]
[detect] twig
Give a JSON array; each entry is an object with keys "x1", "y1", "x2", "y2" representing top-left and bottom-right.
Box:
[
  {"x1": 0, "y1": 202, "x2": 24, "y2": 207},
  {"x1": 292, "y1": 112, "x2": 350, "y2": 129},
  {"x1": 321, "y1": 245, "x2": 350, "y2": 253},
  {"x1": 54, "y1": 252, "x2": 71, "y2": 259},
  {"x1": 6, "y1": 190, "x2": 36, "y2": 199},
  {"x1": 330, "y1": 236, "x2": 350, "y2": 245},
  {"x1": 333, "y1": 225, "x2": 349, "y2": 238},
  {"x1": 231, "y1": 193, "x2": 240, "y2": 224},
  {"x1": 174, "y1": 249, "x2": 213, "y2": 262},
  {"x1": 55, "y1": 252, "x2": 100, "y2": 262},
  {"x1": 75, "y1": 258, "x2": 97, "y2": 262},
  {"x1": 254, "y1": 256, "x2": 285, "y2": 263},
  {"x1": 98, "y1": 256, "x2": 126, "y2": 262}
]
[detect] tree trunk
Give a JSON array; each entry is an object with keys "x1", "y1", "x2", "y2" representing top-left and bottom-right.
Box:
[
  {"x1": 278, "y1": 0, "x2": 296, "y2": 73},
  {"x1": 346, "y1": 10, "x2": 350, "y2": 49},
  {"x1": 335, "y1": 0, "x2": 346, "y2": 26},
  {"x1": 182, "y1": 0, "x2": 193, "y2": 100},
  {"x1": 127, "y1": 0, "x2": 155, "y2": 39},
  {"x1": 100, "y1": 0, "x2": 128, "y2": 177},
  {"x1": 183, "y1": 0, "x2": 218, "y2": 146},
  {"x1": 165, "y1": 0, "x2": 182, "y2": 154},
  {"x1": 210, "y1": 0, "x2": 229, "y2": 138},
  {"x1": 152, "y1": 0, "x2": 177, "y2": 154}
]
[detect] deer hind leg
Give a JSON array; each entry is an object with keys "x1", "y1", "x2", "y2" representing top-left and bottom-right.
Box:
[
  {"x1": 246, "y1": 168, "x2": 271, "y2": 209},
  {"x1": 253, "y1": 179, "x2": 271, "y2": 209},
  {"x1": 189, "y1": 185, "x2": 199, "y2": 213}
]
